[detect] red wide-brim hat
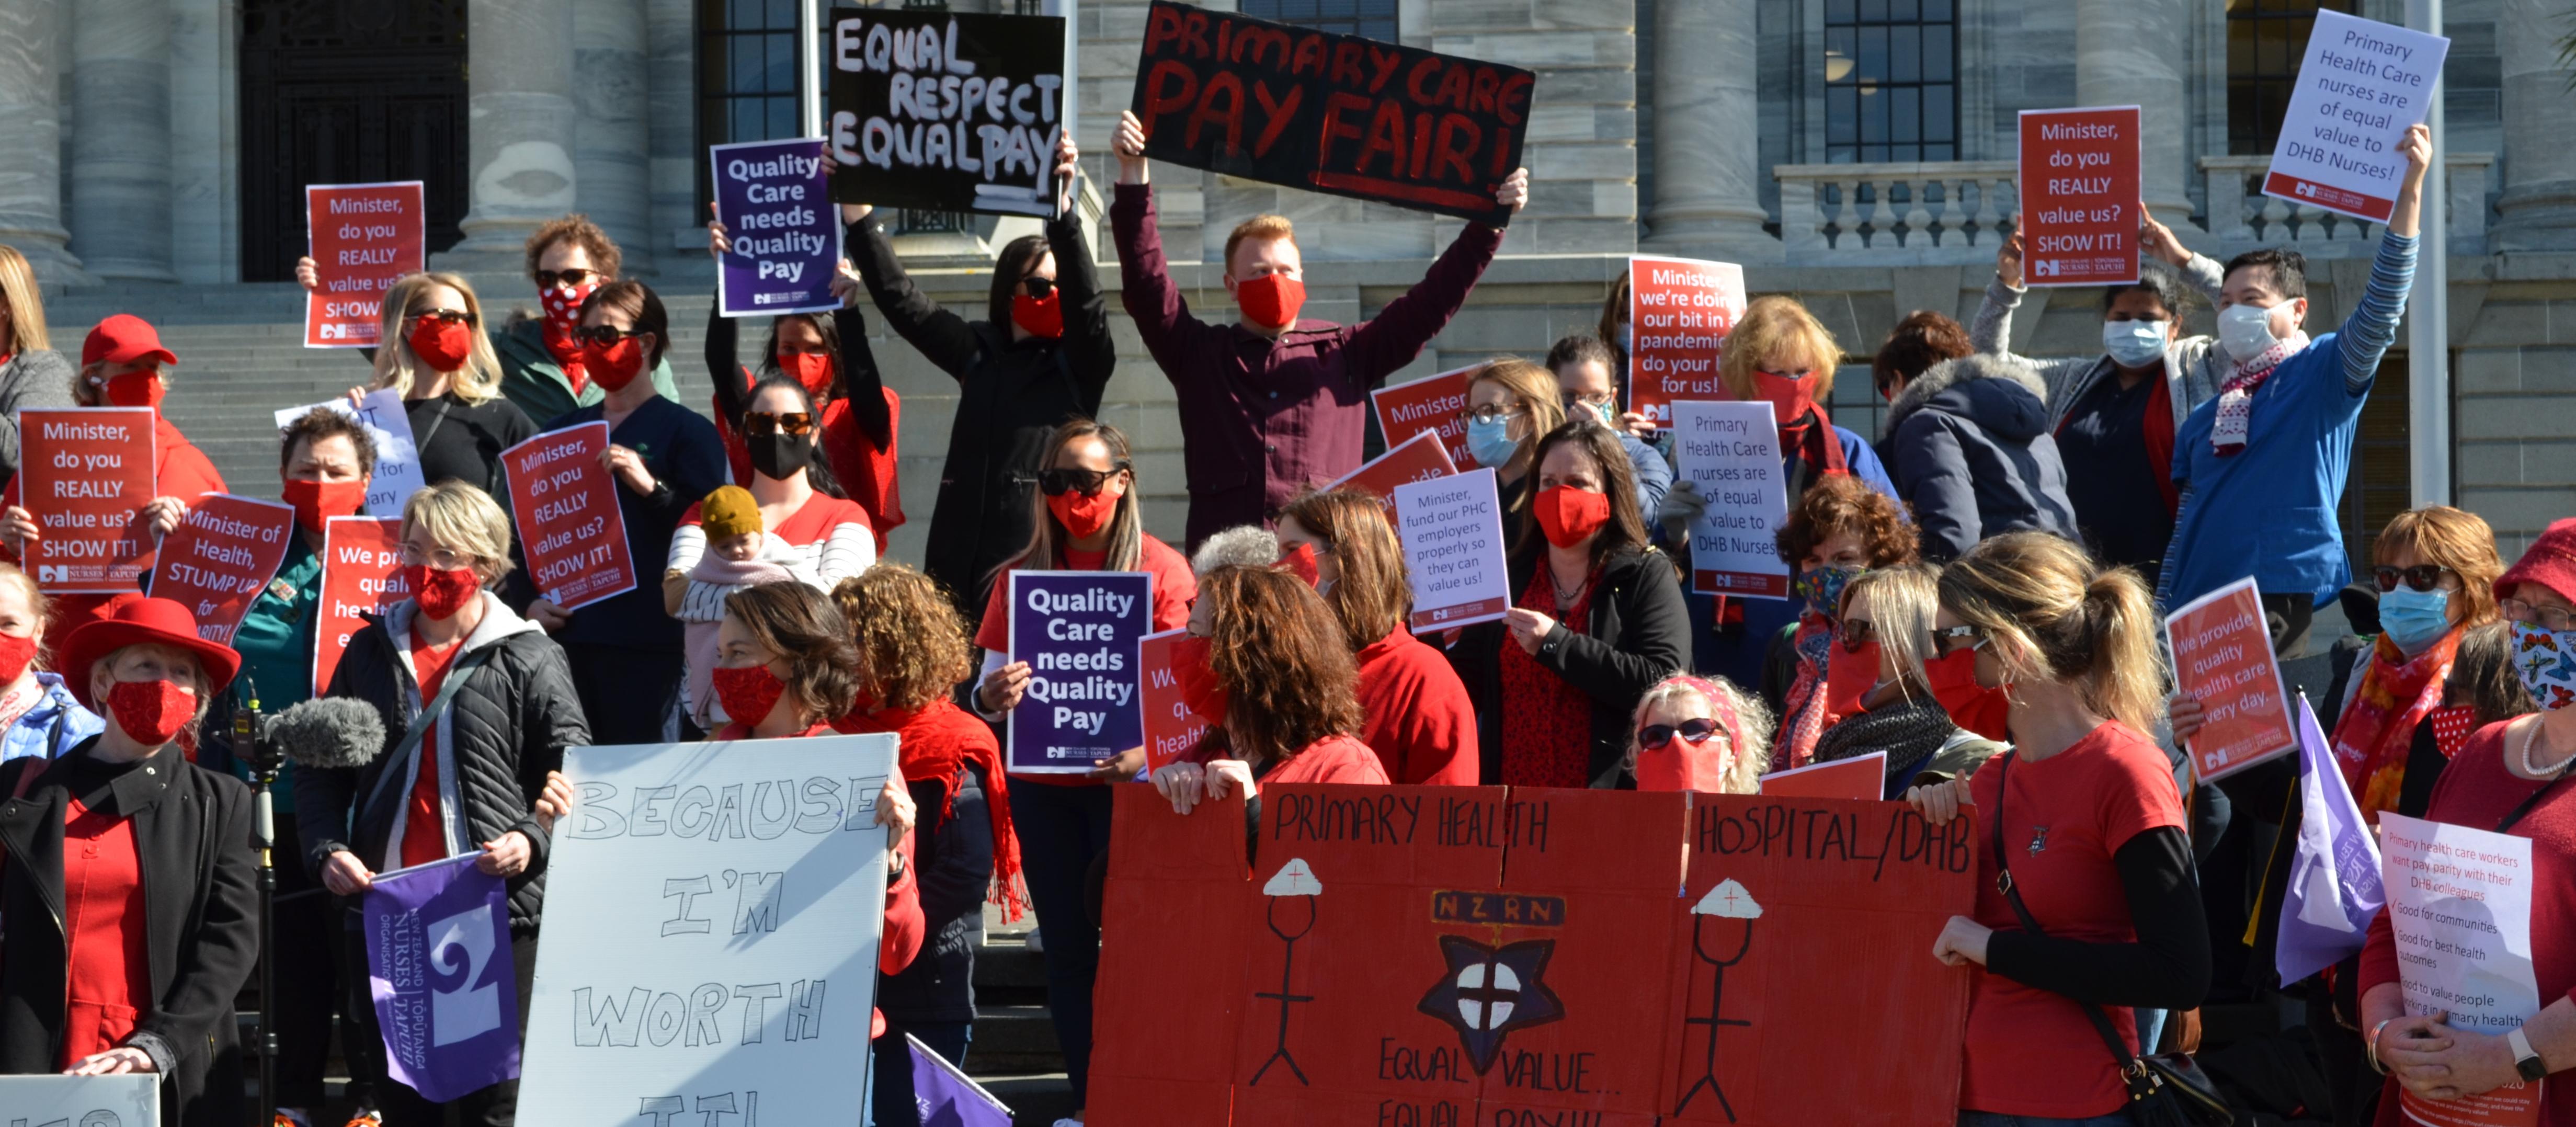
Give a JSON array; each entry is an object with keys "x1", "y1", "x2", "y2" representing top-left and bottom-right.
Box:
[{"x1": 58, "y1": 597, "x2": 243, "y2": 710}]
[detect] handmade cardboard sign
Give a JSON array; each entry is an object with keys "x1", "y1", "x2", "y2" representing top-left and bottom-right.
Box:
[
  {"x1": 2017, "y1": 107, "x2": 2141, "y2": 287},
  {"x1": 2265, "y1": 9, "x2": 2449, "y2": 223},
  {"x1": 0, "y1": 1075, "x2": 159, "y2": 1125},
  {"x1": 826, "y1": 8, "x2": 1068, "y2": 218},
  {"x1": 1129, "y1": 0, "x2": 1532, "y2": 225},
  {"x1": 1627, "y1": 256, "x2": 1747, "y2": 430},
  {"x1": 1008, "y1": 570, "x2": 1152, "y2": 773},
  {"x1": 1092, "y1": 786, "x2": 1976, "y2": 1125},
  {"x1": 713, "y1": 138, "x2": 842, "y2": 317},
  {"x1": 518, "y1": 734, "x2": 896, "y2": 1126},
  {"x1": 304, "y1": 180, "x2": 426, "y2": 348},
  {"x1": 315, "y1": 516, "x2": 407, "y2": 698},
  {"x1": 17, "y1": 407, "x2": 157, "y2": 594},
  {"x1": 149, "y1": 494, "x2": 295, "y2": 645},
  {"x1": 1759, "y1": 753, "x2": 1886, "y2": 802},
  {"x1": 1393, "y1": 468, "x2": 1510, "y2": 632},
  {"x1": 2164, "y1": 576, "x2": 2297, "y2": 781},
  {"x1": 2379, "y1": 811, "x2": 2547, "y2": 1126},
  {"x1": 275, "y1": 389, "x2": 428, "y2": 518},
  {"x1": 1672, "y1": 400, "x2": 1790, "y2": 599},
  {"x1": 1136, "y1": 628, "x2": 1213, "y2": 773},
  {"x1": 1327, "y1": 430, "x2": 1458, "y2": 530},
  {"x1": 1371, "y1": 366, "x2": 1475, "y2": 472},
  {"x1": 501, "y1": 422, "x2": 635, "y2": 612}
]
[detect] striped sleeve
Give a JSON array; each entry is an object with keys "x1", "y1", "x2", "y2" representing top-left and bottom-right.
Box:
[
  {"x1": 2338, "y1": 232, "x2": 2418, "y2": 396},
  {"x1": 667, "y1": 522, "x2": 706, "y2": 575},
  {"x1": 814, "y1": 521, "x2": 877, "y2": 587}
]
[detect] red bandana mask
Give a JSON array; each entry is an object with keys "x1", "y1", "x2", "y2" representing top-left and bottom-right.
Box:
[
  {"x1": 102, "y1": 370, "x2": 165, "y2": 409},
  {"x1": 407, "y1": 318, "x2": 475, "y2": 373},
  {"x1": 1826, "y1": 639, "x2": 1879, "y2": 718},
  {"x1": 1753, "y1": 370, "x2": 1820, "y2": 427},
  {"x1": 281, "y1": 477, "x2": 369, "y2": 536},
  {"x1": 108, "y1": 679, "x2": 197, "y2": 747},
  {"x1": 583, "y1": 336, "x2": 647, "y2": 393},
  {"x1": 1924, "y1": 647, "x2": 2011, "y2": 741},
  {"x1": 1275, "y1": 542, "x2": 1321, "y2": 587},
  {"x1": 541, "y1": 280, "x2": 601, "y2": 387},
  {"x1": 712, "y1": 664, "x2": 788, "y2": 730},
  {"x1": 780, "y1": 351, "x2": 835, "y2": 397},
  {"x1": 1046, "y1": 487, "x2": 1120, "y2": 541},
  {"x1": 1234, "y1": 274, "x2": 1305, "y2": 329},
  {"x1": 402, "y1": 564, "x2": 481, "y2": 621},
  {"x1": 0, "y1": 630, "x2": 37, "y2": 686},
  {"x1": 1534, "y1": 486, "x2": 1613, "y2": 548},
  {"x1": 1012, "y1": 291, "x2": 1064, "y2": 339},
  {"x1": 1171, "y1": 634, "x2": 1229, "y2": 725},
  {"x1": 1634, "y1": 728, "x2": 1729, "y2": 794}
]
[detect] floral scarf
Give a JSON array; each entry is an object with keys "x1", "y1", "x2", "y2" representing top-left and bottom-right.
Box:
[
  {"x1": 1775, "y1": 614, "x2": 1836, "y2": 771},
  {"x1": 2332, "y1": 628, "x2": 2460, "y2": 817}
]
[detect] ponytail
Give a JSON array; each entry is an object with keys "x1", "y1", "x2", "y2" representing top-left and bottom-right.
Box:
[
  {"x1": 1937, "y1": 532, "x2": 2167, "y2": 736},
  {"x1": 2076, "y1": 566, "x2": 2163, "y2": 736}
]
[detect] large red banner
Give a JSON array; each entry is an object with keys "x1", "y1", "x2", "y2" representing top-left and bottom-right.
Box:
[
  {"x1": 304, "y1": 181, "x2": 426, "y2": 348},
  {"x1": 1626, "y1": 256, "x2": 1747, "y2": 430},
  {"x1": 1371, "y1": 367, "x2": 1475, "y2": 473},
  {"x1": 501, "y1": 423, "x2": 635, "y2": 612},
  {"x1": 2016, "y1": 107, "x2": 2141, "y2": 287},
  {"x1": 17, "y1": 407, "x2": 157, "y2": 594},
  {"x1": 315, "y1": 516, "x2": 406, "y2": 698},
  {"x1": 149, "y1": 494, "x2": 295, "y2": 645}
]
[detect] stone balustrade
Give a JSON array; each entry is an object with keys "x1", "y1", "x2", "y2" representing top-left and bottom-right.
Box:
[
  {"x1": 2198, "y1": 153, "x2": 2495, "y2": 257},
  {"x1": 1772, "y1": 161, "x2": 2020, "y2": 267}
]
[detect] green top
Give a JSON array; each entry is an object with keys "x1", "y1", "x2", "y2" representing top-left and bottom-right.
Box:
[
  {"x1": 228, "y1": 534, "x2": 324, "y2": 811},
  {"x1": 492, "y1": 318, "x2": 682, "y2": 426}
]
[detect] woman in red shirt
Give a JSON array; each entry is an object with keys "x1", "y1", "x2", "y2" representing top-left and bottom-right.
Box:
[
  {"x1": 1150, "y1": 563, "x2": 1389, "y2": 816},
  {"x1": 1902, "y1": 532, "x2": 2208, "y2": 1125},
  {"x1": 1275, "y1": 488, "x2": 1476, "y2": 786}
]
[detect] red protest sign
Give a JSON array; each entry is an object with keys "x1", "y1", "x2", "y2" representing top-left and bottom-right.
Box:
[
  {"x1": 316, "y1": 516, "x2": 406, "y2": 698},
  {"x1": 304, "y1": 181, "x2": 426, "y2": 348},
  {"x1": 2016, "y1": 107, "x2": 2141, "y2": 287},
  {"x1": 1758, "y1": 752, "x2": 1885, "y2": 802},
  {"x1": 2165, "y1": 576, "x2": 2298, "y2": 781},
  {"x1": 1136, "y1": 629, "x2": 1214, "y2": 773},
  {"x1": 1627, "y1": 256, "x2": 1746, "y2": 430},
  {"x1": 17, "y1": 407, "x2": 157, "y2": 594},
  {"x1": 501, "y1": 422, "x2": 634, "y2": 612},
  {"x1": 1327, "y1": 429, "x2": 1457, "y2": 531},
  {"x1": 149, "y1": 494, "x2": 294, "y2": 645},
  {"x1": 1371, "y1": 366, "x2": 1474, "y2": 472}
]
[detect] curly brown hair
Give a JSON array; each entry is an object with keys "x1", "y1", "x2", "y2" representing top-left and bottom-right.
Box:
[
  {"x1": 1278, "y1": 488, "x2": 1410, "y2": 652},
  {"x1": 833, "y1": 565, "x2": 975, "y2": 712},
  {"x1": 722, "y1": 582, "x2": 861, "y2": 727},
  {"x1": 1871, "y1": 310, "x2": 1974, "y2": 394},
  {"x1": 1201, "y1": 565, "x2": 1362, "y2": 763},
  {"x1": 1773, "y1": 474, "x2": 1918, "y2": 567},
  {"x1": 522, "y1": 214, "x2": 622, "y2": 283}
]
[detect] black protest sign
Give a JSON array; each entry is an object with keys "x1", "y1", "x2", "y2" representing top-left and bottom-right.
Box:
[
  {"x1": 826, "y1": 8, "x2": 1067, "y2": 218},
  {"x1": 1129, "y1": 0, "x2": 1532, "y2": 226}
]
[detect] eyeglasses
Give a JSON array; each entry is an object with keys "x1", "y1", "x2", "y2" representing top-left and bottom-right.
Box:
[
  {"x1": 1563, "y1": 390, "x2": 1615, "y2": 408},
  {"x1": 2503, "y1": 597, "x2": 2576, "y2": 632},
  {"x1": 1838, "y1": 617, "x2": 1877, "y2": 653},
  {"x1": 744, "y1": 411, "x2": 814, "y2": 437},
  {"x1": 1466, "y1": 404, "x2": 1522, "y2": 426},
  {"x1": 1022, "y1": 275, "x2": 1056, "y2": 300},
  {"x1": 398, "y1": 543, "x2": 474, "y2": 571},
  {"x1": 1637, "y1": 718, "x2": 1723, "y2": 751},
  {"x1": 535, "y1": 268, "x2": 601, "y2": 289},
  {"x1": 1040, "y1": 464, "x2": 1129, "y2": 497},
  {"x1": 2374, "y1": 564, "x2": 2455, "y2": 593},
  {"x1": 571, "y1": 325, "x2": 646, "y2": 346},
  {"x1": 1932, "y1": 623, "x2": 1986, "y2": 656},
  {"x1": 408, "y1": 308, "x2": 474, "y2": 326}
]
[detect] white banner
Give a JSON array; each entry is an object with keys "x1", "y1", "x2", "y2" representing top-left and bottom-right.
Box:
[
  {"x1": 275, "y1": 387, "x2": 428, "y2": 518},
  {"x1": 1393, "y1": 466, "x2": 1511, "y2": 632},
  {"x1": 0, "y1": 1075, "x2": 159, "y2": 1125},
  {"x1": 2378, "y1": 812, "x2": 2542, "y2": 1032}
]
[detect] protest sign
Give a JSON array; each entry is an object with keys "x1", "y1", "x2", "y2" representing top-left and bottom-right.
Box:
[
  {"x1": 0, "y1": 1075, "x2": 158, "y2": 1125},
  {"x1": 315, "y1": 516, "x2": 407, "y2": 698},
  {"x1": 1326, "y1": 430, "x2": 1457, "y2": 529},
  {"x1": 276, "y1": 390, "x2": 429, "y2": 518},
  {"x1": 1760, "y1": 752, "x2": 1886, "y2": 802},
  {"x1": 1672, "y1": 400, "x2": 1791, "y2": 599},
  {"x1": 1392, "y1": 468, "x2": 1509, "y2": 631},
  {"x1": 304, "y1": 180, "x2": 426, "y2": 348},
  {"x1": 910, "y1": 1034, "x2": 1014, "y2": 1126},
  {"x1": 2016, "y1": 106, "x2": 2141, "y2": 287},
  {"x1": 2264, "y1": 9, "x2": 2449, "y2": 223},
  {"x1": 1008, "y1": 570, "x2": 1152, "y2": 773},
  {"x1": 364, "y1": 855, "x2": 521, "y2": 1102},
  {"x1": 1136, "y1": 628, "x2": 1214, "y2": 774},
  {"x1": 518, "y1": 734, "x2": 897, "y2": 1126},
  {"x1": 1627, "y1": 256, "x2": 1747, "y2": 430},
  {"x1": 2380, "y1": 811, "x2": 2546, "y2": 1125},
  {"x1": 826, "y1": 8, "x2": 1068, "y2": 217},
  {"x1": 712, "y1": 138, "x2": 842, "y2": 318},
  {"x1": 2164, "y1": 576, "x2": 2298, "y2": 781},
  {"x1": 1092, "y1": 786, "x2": 1975, "y2": 1125},
  {"x1": 1370, "y1": 366, "x2": 1475, "y2": 473},
  {"x1": 17, "y1": 407, "x2": 156, "y2": 594},
  {"x1": 149, "y1": 494, "x2": 294, "y2": 645},
  {"x1": 500, "y1": 422, "x2": 634, "y2": 612},
  {"x1": 1129, "y1": 0, "x2": 1533, "y2": 225}
]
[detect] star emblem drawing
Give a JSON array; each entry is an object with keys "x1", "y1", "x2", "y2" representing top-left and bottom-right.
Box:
[{"x1": 1417, "y1": 935, "x2": 1565, "y2": 1075}]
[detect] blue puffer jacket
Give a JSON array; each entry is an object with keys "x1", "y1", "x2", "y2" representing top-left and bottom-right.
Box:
[
  {"x1": 1879, "y1": 352, "x2": 2080, "y2": 562},
  {"x1": 0, "y1": 673, "x2": 104, "y2": 763}
]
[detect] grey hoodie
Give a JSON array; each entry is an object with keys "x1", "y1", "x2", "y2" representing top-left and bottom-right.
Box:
[{"x1": 1879, "y1": 352, "x2": 2081, "y2": 562}]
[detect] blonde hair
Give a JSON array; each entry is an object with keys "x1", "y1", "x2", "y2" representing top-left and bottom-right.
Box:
[
  {"x1": 2376, "y1": 505, "x2": 2504, "y2": 629},
  {"x1": 0, "y1": 563, "x2": 52, "y2": 671},
  {"x1": 1718, "y1": 295, "x2": 1842, "y2": 403},
  {"x1": 1468, "y1": 358, "x2": 1567, "y2": 477},
  {"x1": 374, "y1": 272, "x2": 505, "y2": 404},
  {"x1": 1623, "y1": 674, "x2": 1773, "y2": 794},
  {"x1": 1936, "y1": 533, "x2": 2162, "y2": 736},
  {"x1": 1224, "y1": 214, "x2": 1296, "y2": 274},
  {"x1": 0, "y1": 246, "x2": 48, "y2": 355},
  {"x1": 1841, "y1": 563, "x2": 1942, "y2": 701},
  {"x1": 401, "y1": 480, "x2": 517, "y2": 586}
]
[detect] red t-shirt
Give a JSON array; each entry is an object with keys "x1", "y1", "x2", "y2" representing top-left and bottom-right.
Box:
[
  {"x1": 713, "y1": 384, "x2": 906, "y2": 537},
  {"x1": 1959, "y1": 722, "x2": 2186, "y2": 1118},
  {"x1": 1262, "y1": 735, "x2": 1393, "y2": 787},
  {"x1": 60, "y1": 796, "x2": 151, "y2": 1069},
  {"x1": 975, "y1": 536, "x2": 1195, "y2": 789},
  {"x1": 1354, "y1": 626, "x2": 1479, "y2": 786},
  {"x1": 400, "y1": 635, "x2": 464, "y2": 869}
]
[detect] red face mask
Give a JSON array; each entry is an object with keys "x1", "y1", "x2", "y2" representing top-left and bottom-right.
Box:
[
  {"x1": 402, "y1": 563, "x2": 481, "y2": 621},
  {"x1": 1275, "y1": 541, "x2": 1321, "y2": 588},
  {"x1": 102, "y1": 370, "x2": 165, "y2": 409},
  {"x1": 583, "y1": 335, "x2": 648, "y2": 392},
  {"x1": 1533, "y1": 485, "x2": 1614, "y2": 549},
  {"x1": 406, "y1": 317, "x2": 475, "y2": 373},
  {"x1": 1171, "y1": 634, "x2": 1229, "y2": 726},
  {"x1": 1826, "y1": 639, "x2": 1879, "y2": 718},
  {"x1": 1752, "y1": 369, "x2": 1820, "y2": 427},
  {"x1": 1633, "y1": 718, "x2": 1732, "y2": 794},
  {"x1": 712, "y1": 663, "x2": 788, "y2": 730},
  {"x1": 0, "y1": 630, "x2": 37, "y2": 686},
  {"x1": 540, "y1": 280, "x2": 601, "y2": 387},
  {"x1": 108, "y1": 678, "x2": 197, "y2": 747},
  {"x1": 779, "y1": 350, "x2": 835, "y2": 397},
  {"x1": 1046, "y1": 486, "x2": 1120, "y2": 541},
  {"x1": 1924, "y1": 647, "x2": 2011, "y2": 741},
  {"x1": 1234, "y1": 273, "x2": 1305, "y2": 329},
  {"x1": 282, "y1": 477, "x2": 368, "y2": 536},
  {"x1": 1012, "y1": 291, "x2": 1064, "y2": 339}
]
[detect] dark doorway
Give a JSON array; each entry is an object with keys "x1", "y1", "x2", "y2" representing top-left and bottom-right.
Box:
[{"x1": 239, "y1": 0, "x2": 469, "y2": 282}]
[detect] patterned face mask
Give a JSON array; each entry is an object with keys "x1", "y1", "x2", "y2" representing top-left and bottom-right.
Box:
[
  {"x1": 1792, "y1": 564, "x2": 1864, "y2": 622},
  {"x1": 2512, "y1": 621, "x2": 2576, "y2": 711}
]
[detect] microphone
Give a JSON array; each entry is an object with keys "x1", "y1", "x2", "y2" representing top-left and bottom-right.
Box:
[{"x1": 270, "y1": 697, "x2": 387, "y2": 770}]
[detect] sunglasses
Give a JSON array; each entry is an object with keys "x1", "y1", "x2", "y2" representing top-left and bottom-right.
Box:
[
  {"x1": 1040, "y1": 464, "x2": 1129, "y2": 497},
  {"x1": 2374, "y1": 564, "x2": 2454, "y2": 594},
  {"x1": 1637, "y1": 718, "x2": 1723, "y2": 751},
  {"x1": 1022, "y1": 275, "x2": 1056, "y2": 300},
  {"x1": 409, "y1": 308, "x2": 474, "y2": 326},
  {"x1": 744, "y1": 411, "x2": 814, "y2": 437},
  {"x1": 571, "y1": 325, "x2": 647, "y2": 346},
  {"x1": 1838, "y1": 617, "x2": 1876, "y2": 653},
  {"x1": 535, "y1": 268, "x2": 601, "y2": 289},
  {"x1": 1932, "y1": 623, "x2": 1986, "y2": 656}
]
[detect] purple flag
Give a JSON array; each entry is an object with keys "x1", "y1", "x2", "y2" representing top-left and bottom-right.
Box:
[
  {"x1": 909, "y1": 1034, "x2": 1012, "y2": 1127},
  {"x1": 2277, "y1": 694, "x2": 2387, "y2": 985},
  {"x1": 362, "y1": 855, "x2": 521, "y2": 1102}
]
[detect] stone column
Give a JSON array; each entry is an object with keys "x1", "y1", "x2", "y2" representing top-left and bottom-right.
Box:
[
  {"x1": 646, "y1": 0, "x2": 698, "y2": 280},
  {"x1": 68, "y1": 0, "x2": 175, "y2": 281},
  {"x1": 2075, "y1": 0, "x2": 2196, "y2": 230},
  {"x1": 0, "y1": 0, "x2": 90, "y2": 283},
  {"x1": 1643, "y1": 0, "x2": 1781, "y2": 261},
  {"x1": 575, "y1": 0, "x2": 652, "y2": 274},
  {"x1": 440, "y1": 0, "x2": 579, "y2": 271},
  {"x1": 2493, "y1": 0, "x2": 2576, "y2": 251}
]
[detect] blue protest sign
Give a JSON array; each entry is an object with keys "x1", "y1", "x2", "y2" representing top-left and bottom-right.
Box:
[
  {"x1": 712, "y1": 137, "x2": 842, "y2": 318},
  {"x1": 362, "y1": 855, "x2": 521, "y2": 1102},
  {"x1": 1007, "y1": 570, "x2": 1151, "y2": 773}
]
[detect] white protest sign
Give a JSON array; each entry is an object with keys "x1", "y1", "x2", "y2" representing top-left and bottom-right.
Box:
[
  {"x1": 1672, "y1": 400, "x2": 1790, "y2": 599},
  {"x1": 2263, "y1": 9, "x2": 2448, "y2": 223},
  {"x1": 275, "y1": 388, "x2": 428, "y2": 517},
  {"x1": 0, "y1": 1075, "x2": 159, "y2": 1124},
  {"x1": 2379, "y1": 811, "x2": 2548, "y2": 1124},
  {"x1": 517, "y1": 735, "x2": 897, "y2": 1125},
  {"x1": 1392, "y1": 467, "x2": 1511, "y2": 632}
]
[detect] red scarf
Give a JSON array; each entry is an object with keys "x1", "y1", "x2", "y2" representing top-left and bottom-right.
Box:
[
  {"x1": 833, "y1": 698, "x2": 1024, "y2": 919},
  {"x1": 2332, "y1": 629, "x2": 2460, "y2": 818},
  {"x1": 1499, "y1": 566, "x2": 1598, "y2": 788},
  {"x1": 1775, "y1": 614, "x2": 1836, "y2": 770}
]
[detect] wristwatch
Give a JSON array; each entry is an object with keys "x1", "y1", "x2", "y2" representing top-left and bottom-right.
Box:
[{"x1": 2509, "y1": 1027, "x2": 2550, "y2": 1082}]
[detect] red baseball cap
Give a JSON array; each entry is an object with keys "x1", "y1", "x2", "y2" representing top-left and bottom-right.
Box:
[{"x1": 81, "y1": 314, "x2": 177, "y2": 369}]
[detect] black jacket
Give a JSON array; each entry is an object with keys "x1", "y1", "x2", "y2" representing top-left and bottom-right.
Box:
[
  {"x1": 878, "y1": 763, "x2": 993, "y2": 1026},
  {"x1": 0, "y1": 743, "x2": 258, "y2": 1126},
  {"x1": 848, "y1": 212, "x2": 1114, "y2": 620},
  {"x1": 295, "y1": 595, "x2": 588, "y2": 934},
  {"x1": 1449, "y1": 545, "x2": 1692, "y2": 787},
  {"x1": 1880, "y1": 352, "x2": 2080, "y2": 562}
]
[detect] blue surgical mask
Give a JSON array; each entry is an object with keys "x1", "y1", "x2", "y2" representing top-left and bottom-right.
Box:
[
  {"x1": 2377, "y1": 587, "x2": 2452, "y2": 655},
  {"x1": 1577, "y1": 400, "x2": 1617, "y2": 427},
  {"x1": 2101, "y1": 320, "x2": 2169, "y2": 368},
  {"x1": 1466, "y1": 416, "x2": 1520, "y2": 469}
]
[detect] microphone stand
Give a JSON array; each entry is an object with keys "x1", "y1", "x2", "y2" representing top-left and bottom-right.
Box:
[{"x1": 232, "y1": 679, "x2": 279, "y2": 1127}]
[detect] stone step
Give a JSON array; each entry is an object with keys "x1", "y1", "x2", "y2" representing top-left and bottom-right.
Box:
[{"x1": 961, "y1": 1003, "x2": 1063, "y2": 1078}]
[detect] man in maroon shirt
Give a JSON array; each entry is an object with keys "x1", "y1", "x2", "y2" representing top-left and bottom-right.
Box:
[{"x1": 1110, "y1": 110, "x2": 1529, "y2": 549}]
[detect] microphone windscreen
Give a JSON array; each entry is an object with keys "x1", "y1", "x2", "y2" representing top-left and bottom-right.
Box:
[{"x1": 271, "y1": 697, "x2": 387, "y2": 770}]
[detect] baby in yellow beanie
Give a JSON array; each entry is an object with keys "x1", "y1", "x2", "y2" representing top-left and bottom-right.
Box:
[{"x1": 670, "y1": 485, "x2": 815, "y2": 728}]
